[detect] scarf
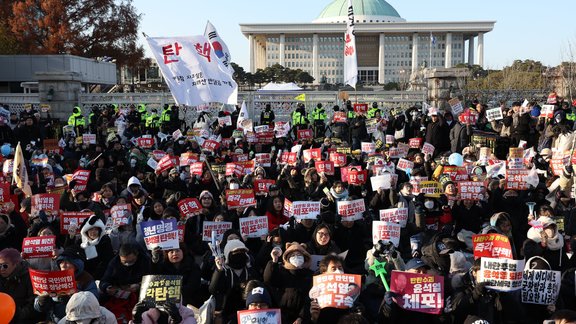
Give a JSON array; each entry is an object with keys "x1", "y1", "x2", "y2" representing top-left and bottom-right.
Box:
[
  {"x1": 546, "y1": 232, "x2": 564, "y2": 251},
  {"x1": 329, "y1": 188, "x2": 349, "y2": 200}
]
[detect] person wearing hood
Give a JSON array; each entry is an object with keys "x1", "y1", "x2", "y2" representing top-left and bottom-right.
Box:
[
  {"x1": 306, "y1": 223, "x2": 341, "y2": 256},
  {"x1": 209, "y1": 239, "x2": 261, "y2": 323},
  {"x1": 264, "y1": 242, "x2": 314, "y2": 323},
  {"x1": 121, "y1": 176, "x2": 149, "y2": 202},
  {"x1": 0, "y1": 213, "x2": 25, "y2": 251},
  {"x1": 100, "y1": 243, "x2": 151, "y2": 322},
  {"x1": 67, "y1": 106, "x2": 86, "y2": 135},
  {"x1": 158, "y1": 167, "x2": 188, "y2": 199},
  {"x1": 35, "y1": 246, "x2": 98, "y2": 323},
  {"x1": 66, "y1": 215, "x2": 113, "y2": 280},
  {"x1": 522, "y1": 216, "x2": 569, "y2": 271},
  {"x1": 0, "y1": 248, "x2": 40, "y2": 323},
  {"x1": 57, "y1": 291, "x2": 116, "y2": 324},
  {"x1": 482, "y1": 212, "x2": 518, "y2": 259},
  {"x1": 520, "y1": 256, "x2": 559, "y2": 324}
]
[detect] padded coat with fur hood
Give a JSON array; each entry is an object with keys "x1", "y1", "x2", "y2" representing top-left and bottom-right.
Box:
[{"x1": 76, "y1": 215, "x2": 114, "y2": 279}]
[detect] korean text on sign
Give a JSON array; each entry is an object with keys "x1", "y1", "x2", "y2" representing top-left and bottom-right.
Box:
[
  {"x1": 390, "y1": 271, "x2": 444, "y2": 314},
  {"x1": 478, "y1": 257, "x2": 525, "y2": 292},
  {"x1": 141, "y1": 219, "x2": 179, "y2": 250},
  {"x1": 139, "y1": 274, "x2": 183, "y2": 304},
  {"x1": 472, "y1": 233, "x2": 513, "y2": 260},
  {"x1": 310, "y1": 273, "x2": 362, "y2": 309},
  {"x1": 29, "y1": 269, "x2": 77, "y2": 296},
  {"x1": 239, "y1": 216, "x2": 269, "y2": 238}
]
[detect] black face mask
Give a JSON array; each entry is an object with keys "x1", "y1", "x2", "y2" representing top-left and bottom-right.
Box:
[{"x1": 227, "y1": 253, "x2": 248, "y2": 269}]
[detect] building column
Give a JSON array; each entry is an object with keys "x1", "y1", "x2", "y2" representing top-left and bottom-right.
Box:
[
  {"x1": 378, "y1": 33, "x2": 385, "y2": 84},
  {"x1": 468, "y1": 36, "x2": 475, "y2": 66},
  {"x1": 249, "y1": 34, "x2": 255, "y2": 73},
  {"x1": 477, "y1": 32, "x2": 484, "y2": 68},
  {"x1": 411, "y1": 33, "x2": 419, "y2": 73},
  {"x1": 444, "y1": 32, "x2": 452, "y2": 68},
  {"x1": 313, "y1": 33, "x2": 319, "y2": 84},
  {"x1": 279, "y1": 34, "x2": 285, "y2": 67}
]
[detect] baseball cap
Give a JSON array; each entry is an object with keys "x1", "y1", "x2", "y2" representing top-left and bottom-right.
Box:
[{"x1": 405, "y1": 258, "x2": 429, "y2": 271}]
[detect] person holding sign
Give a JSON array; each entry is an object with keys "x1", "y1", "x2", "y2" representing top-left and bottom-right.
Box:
[
  {"x1": 150, "y1": 242, "x2": 201, "y2": 308},
  {"x1": 67, "y1": 215, "x2": 113, "y2": 280},
  {"x1": 264, "y1": 242, "x2": 313, "y2": 323},
  {"x1": 523, "y1": 216, "x2": 569, "y2": 271}
]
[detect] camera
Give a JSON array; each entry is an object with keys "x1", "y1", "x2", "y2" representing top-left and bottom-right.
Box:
[{"x1": 373, "y1": 240, "x2": 396, "y2": 259}]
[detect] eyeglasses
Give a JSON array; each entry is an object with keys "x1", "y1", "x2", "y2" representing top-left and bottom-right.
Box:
[{"x1": 0, "y1": 264, "x2": 9, "y2": 270}]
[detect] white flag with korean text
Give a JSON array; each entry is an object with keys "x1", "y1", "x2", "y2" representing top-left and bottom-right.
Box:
[
  {"x1": 146, "y1": 36, "x2": 238, "y2": 107},
  {"x1": 343, "y1": 0, "x2": 357, "y2": 89},
  {"x1": 204, "y1": 21, "x2": 234, "y2": 75}
]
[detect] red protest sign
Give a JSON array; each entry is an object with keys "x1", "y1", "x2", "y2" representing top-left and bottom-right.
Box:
[
  {"x1": 177, "y1": 198, "x2": 202, "y2": 219},
  {"x1": 226, "y1": 189, "x2": 256, "y2": 209},
  {"x1": 137, "y1": 137, "x2": 155, "y2": 149},
  {"x1": 297, "y1": 129, "x2": 313, "y2": 140},
  {"x1": 333, "y1": 111, "x2": 347, "y2": 123},
  {"x1": 422, "y1": 143, "x2": 435, "y2": 156},
  {"x1": 110, "y1": 204, "x2": 132, "y2": 227},
  {"x1": 303, "y1": 148, "x2": 322, "y2": 163},
  {"x1": 31, "y1": 194, "x2": 60, "y2": 215},
  {"x1": 340, "y1": 166, "x2": 362, "y2": 182},
  {"x1": 353, "y1": 103, "x2": 368, "y2": 114},
  {"x1": 232, "y1": 153, "x2": 249, "y2": 162},
  {"x1": 29, "y1": 269, "x2": 76, "y2": 296},
  {"x1": 280, "y1": 152, "x2": 297, "y2": 165},
  {"x1": 254, "y1": 179, "x2": 275, "y2": 194},
  {"x1": 409, "y1": 138, "x2": 423, "y2": 149},
  {"x1": 202, "y1": 139, "x2": 220, "y2": 152},
  {"x1": 255, "y1": 153, "x2": 271, "y2": 167},
  {"x1": 256, "y1": 131, "x2": 274, "y2": 144},
  {"x1": 190, "y1": 162, "x2": 204, "y2": 176},
  {"x1": 311, "y1": 274, "x2": 362, "y2": 309},
  {"x1": 155, "y1": 155, "x2": 176, "y2": 175},
  {"x1": 22, "y1": 236, "x2": 56, "y2": 259},
  {"x1": 71, "y1": 169, "x2": 91, "y2": 191},
  {"x1": 337, "y1": 199, "x2": 365, "y2": 221},
  {"x1": 442, "y1": 166, "x2": 468, "y2": 181},
  {"x1": 60, "y1": 211, "x2": 92, "y2": 233},
  {"x1": 505, "y1": 169, "x2": 530, "y2": 190},
  {"x1": 390, "y1": 271, "x2": 444, "y2": 314},
  {"x1": 152, "y1": 150, "x2": 166, "y2": 161},
  {"x1": 329, "y1": 152, "x2": 347, "y2": 167},
  {"x1": 472, "y1": 233, "x2": 513, "y2": 260},
  {"x1": 457, "y1": 181, "x2": 485, "y2": 200},
  {"x1": 179, "y1": 152, "x2": 199, "y2": 166},
  {"x1": 348, "y1": 169, "x2": 368, "y2": 185},
  {"x1": 458, "y1": 109, "x2": 478, "y2": 125},
  {"x1": 225, "y1": 163, "x2": 243, "y2": 177},
  {"x1": 239, "y1": 216, "x2": 269, "y2": 238},
  {"x1": 315, "y1": 161, "x2": 335, "y2": 175}
]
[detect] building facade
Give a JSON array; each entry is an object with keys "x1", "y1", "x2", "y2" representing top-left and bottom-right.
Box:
[{"x1": 240, "y1": 0, "x2": 495, "y2": 85}]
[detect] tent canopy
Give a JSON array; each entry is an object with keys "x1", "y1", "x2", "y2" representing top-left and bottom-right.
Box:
[{"x1": 257, "y1": 82, "x2": 303, "y2": 91}]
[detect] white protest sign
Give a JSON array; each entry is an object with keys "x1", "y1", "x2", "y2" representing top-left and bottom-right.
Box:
[
  {"x1": 202, "y1": 221, "x2": 232, "y2": 242},
  {"x1": 379, "y1": 208, "x2": 409, "y2": 228},
  {"x1": 370, "y1": 174, "x2": 391, "y2": 191},
  {"x1": 291, "y1": 201, "x2": 321, "y2": 220},
  {"x1": 372, "y1": 221, "x2": 401, "y2": 247},
  {"x1": 521, "y1": 269, "x2": 561, "y2": 305},
  {"x1": 478, "y1": 257, "x2": 525, "y2": 292},
  {"x1": 361, "y1": 142, "x2": 376, "y2": 154},
  {"x1": 337, "y1": 199, "x2": 365, "y2": 221},
  {"x1": 239, "y1": 216, "x2": 269, "y2": 238},
  {"x1": 396, "y1": 158, "x2": 414, "y2": 172},
  {"x1": 486, "y1": 107, "x2": 503, "y2": 121},
  {"x1": 422, "y1": 143, "x2": 435, "y2": 156}
]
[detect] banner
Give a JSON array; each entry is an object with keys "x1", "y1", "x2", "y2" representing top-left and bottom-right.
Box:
[
  {"x1": 478, "y1": 257, "x2": 524, "y2": 291},
  {"x1": 177, "y1": 198, "x2": 202, "y2": 219},
  {"x1": 442, "y1": 166, "x2": 468, "y2": 181},
  {"x1": 353, "y1": 103, "x2": 368, "y2": 115},
  {"x1": 505, "y1": 169, "x2": 530, "y2": 190},
  {"x1": 361, "y1": 142, "x2": 376, "y2": 154},
  {"x1": 202, "y1": 221, "x2": 232, "y2": 241},
  {"x1": 237, "y1": 309, "x2": 281, "y2": 324},
  {"x1": 71, "y1": 169, "x2": 91, "y2": 191},
  {"x1": 274, "y1": 121, "x2": 291, "y2": 138},
  {"x1": 155, "y1": 155, "x2": 176, "y2": 175},
  {"x1": 390, "y1": 271, "x2": 444, "y2": 314},
  {"x1": 419, "y1": 181, "x2": 442, "y2": 197},
  {"x1": 82, "y1": 133, "x2": 96, "y2": 144},
  {"x1": 302, "y1": 148, "x2": 322, "y2": 163},
  {"x1": 226, "y1": 189, "x2": 256, "y2": 209},
  {"x1": 279, "y1": 152, "x2": 298, "y2": 165},
  {"x1": 297, "y1": 129, "x2": 313, "y2": 140},
  {"x1": 310, "y1": 273, "x2": 362, "y2": 309},
  {"x1": 457, "y1": 181, "x2": 485, "y2": 200},
  {"x1": 202, "y1": 139, "x2": 220, "y2": 152},
  {"x1": 254, "y1": 179, "x2": 275, "y2": 194},
  {"x1": 22, "y1": 236, "x2": 56, "y2": 259},
  {"x1": 409, "y1": 138, "x2": 423, "y2": 149},
  {"x1": 540, "y1": 104, "x2": 554, "y2": 119},
  {"x1": 139, "y1": 274, "x2": 183, "y2": 304},
  {"x1": 347, "y1": 169, "x2": 368, "y2": 185},
  {"x1": 458, "y1": 109, "x2": 478, "y2": 125},
  {"x1": 334, "y1": 111, "x2": 347, "y2": 123},
  {"x1": 141, "y1": 219, "x2": 179, "y2": 250},
  {"x1": 379, "y1": 208, "x2": 409, "y2": 228},
  {"x1": 255, "y1": 153, "x2": 272, "y2": 167},
  {"x1": 421, "y1": 142, "x2": 435, "y2": 156},
  {"x1": 372, "y1": 221, "x2": 401, "y2": 246},
  {"x1": 396, "y1": 159, "x2": 414, "y2": 172},
  {"x1": 291, "y1": 201, "x2": 321, "y2": 220},
  {"x1": 239, "y1": 216, "x2": 269, "y2": 238},
  {"x1": 145, "y1": 36, "x2": 237, "y2": 106},
  {"x1": 29, "y1": 269, "x2": 76, "y2": 296},
  {"x1": 448, "y1": 98, "x2": 463, "y2": 115},
  {"x1": 521, "y1": 269, "x2": 561, "y2": 305},
  {"x1": 329, "y1": 152, "x2": 347, "y2": 167},
  {"x1": 472, "y1": 234, "x2": 513, "y2": 259},
  {"x1": 337, "y1": 199, "x2": 365, "y2": 221},
  {"x1": 343, "y1": 0, "x2": 357, "y2": 88}
]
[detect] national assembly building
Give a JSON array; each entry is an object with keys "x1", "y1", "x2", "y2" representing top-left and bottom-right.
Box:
[{"x1": 240, "y1": 0, "x2": 495, "y2": 85}]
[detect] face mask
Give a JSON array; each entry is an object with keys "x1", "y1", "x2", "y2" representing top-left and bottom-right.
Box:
[
  {"x1": 555, "y1": 116, "x2": 562, "y2": 123},
  {"x1": 424, "y1": 201, "x2": 434, "y2": 209},
  {"x1": 122, "y1": 261, "x2": 135, "y2": 267},
  {"x1": 332, "y1": 269, "x2": 343, "y2": 274},
  {"x1": 227, "y1": 253, "x2": 248, "y2": 269},
  {"x1": 230, "y1": 183, "x2": 239, "y2": 190},
  {"x1": 289, "y1": 255, "x2": 305, "y2": 268},
  {"x1": 178, "y1": 140, "x2": 184, "y2": 145}
]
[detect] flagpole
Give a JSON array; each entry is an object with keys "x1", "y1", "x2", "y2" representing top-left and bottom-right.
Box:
[{"x1": 429, "y1": 32, "x2": 433, "y2": 68}]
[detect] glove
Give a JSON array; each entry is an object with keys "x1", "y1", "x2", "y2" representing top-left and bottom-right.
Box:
[
  {"x1": 132, "y1": 301, "x2": 150, "y2": 324},
  {"x1": 163, "y1": 301, "x2": 182, "y2": 324},
  {"x1": 37, "y1": 294, "x2": 54, "y2": 312},
  {"x1": 151, "y1": 246, "x2": 162, "y2": 263},
  {"x1": 565, "y1": 164, "x2": 574, "y2": 175}
]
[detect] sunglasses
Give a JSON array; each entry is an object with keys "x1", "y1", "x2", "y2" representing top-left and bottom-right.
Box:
[{"x1": 0, "y1": 264, "x2": 9, "y2": 270}]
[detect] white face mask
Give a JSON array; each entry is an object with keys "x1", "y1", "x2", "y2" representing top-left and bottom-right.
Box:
[
  {"x1": 229, "y1": 183, "x2": 239, "y2": 190},
  {"x1": 332, "y1": 269, "x2": 344, "y2": 274},
  {"x1": 424, "y1": 201, "x2": 434, "y2": 209},
  {"x1": 289, "y1": 255, "x2": 305, "y2": 268}
]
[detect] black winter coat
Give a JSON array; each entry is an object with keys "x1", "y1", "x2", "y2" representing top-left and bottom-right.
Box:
[{"x1": 264, "y1": 261, "x2": 313, "y2": 322}]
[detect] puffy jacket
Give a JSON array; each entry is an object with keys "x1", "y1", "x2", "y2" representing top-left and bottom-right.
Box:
[
  {"x1": 0, "y1": 262, "x2": 39, "y2": 323},
  {"x1": 67, "y1": 106, "x2": 86, "y2": 128}
]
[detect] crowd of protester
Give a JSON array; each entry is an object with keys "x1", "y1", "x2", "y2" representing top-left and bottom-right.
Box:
[{"x1": 0, "y1": 92, "x2": 575, "y2": 324}]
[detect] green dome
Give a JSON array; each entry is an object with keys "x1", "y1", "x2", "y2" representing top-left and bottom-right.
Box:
[{"x1": 314, "y1": 0, "x2": 404, "y2": 23}]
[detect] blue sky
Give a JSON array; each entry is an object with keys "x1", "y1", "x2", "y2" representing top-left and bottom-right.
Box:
[{"x1": 133, "y1": 0, "x2": 576, "y2": 70}]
